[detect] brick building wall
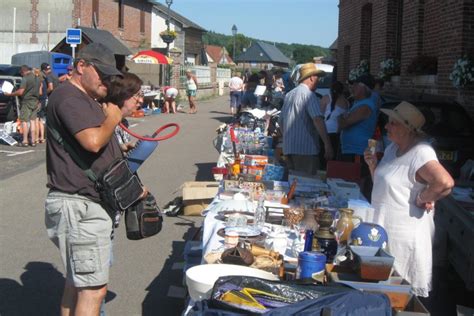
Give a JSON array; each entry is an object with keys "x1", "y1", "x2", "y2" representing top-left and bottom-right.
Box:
[
  {"x1": 337, "y1": 0, "x2": 474, "y2": 117},
  {"x1": 75, "y1": 0, "x2": 152, "y2": 52}
]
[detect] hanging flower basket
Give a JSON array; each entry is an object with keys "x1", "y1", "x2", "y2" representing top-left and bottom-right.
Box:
[{"x1": 160, "y1": 30, "x2": 177, "y2": 44}]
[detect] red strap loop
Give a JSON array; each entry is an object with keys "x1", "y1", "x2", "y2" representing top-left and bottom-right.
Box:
[{"x1": 119, "y1": 122, "x2": 180, "y2": 141}]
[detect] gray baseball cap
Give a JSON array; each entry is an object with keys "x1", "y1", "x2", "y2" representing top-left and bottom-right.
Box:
[{"x1": 77, "y1": 43, "x2": 122, "y2": 77}]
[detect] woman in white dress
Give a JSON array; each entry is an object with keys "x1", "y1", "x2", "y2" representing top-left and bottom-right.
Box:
[{"x1": 364, "y1": 101, "x2": 454, "y2": 298}]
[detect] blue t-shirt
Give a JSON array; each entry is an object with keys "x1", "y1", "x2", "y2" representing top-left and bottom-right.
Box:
[{"x1": 341, "y1": 97, "x2": 377, "y2": 155}]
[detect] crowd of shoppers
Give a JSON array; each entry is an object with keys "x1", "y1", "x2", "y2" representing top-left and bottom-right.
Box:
[
  {"x1": 3, "y1": 42, "x2": 453, "y2": 313},
  {"x1": 275, "y1": 62, "x2": 454, "y2": 304}
]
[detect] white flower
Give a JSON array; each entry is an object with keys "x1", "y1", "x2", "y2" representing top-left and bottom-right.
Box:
[
  {"x1": 450, "y1": 57, "x2": 474, "y2": 88},
  {"x1": 349, "y1": 60, "x2": 370, "y2": 81},
  {"x1": 378, "y1": 58, "x2": 400, "y2": 80}
]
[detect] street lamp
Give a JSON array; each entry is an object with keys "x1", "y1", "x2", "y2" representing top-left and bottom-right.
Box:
[
  {"x1": 165, "y1": 0, "x2": 173, "y2": 53},
  {"x1": 232, "y1": 24, "x2": 237, "y2": 60},
  {"x1": 165, "y1": 0, "x2": 173, "y2": 85}
]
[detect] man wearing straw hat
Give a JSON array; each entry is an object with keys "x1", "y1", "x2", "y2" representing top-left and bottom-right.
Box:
[{"x1": 278, "y1": 63, "x2": 333, "y2": 174}]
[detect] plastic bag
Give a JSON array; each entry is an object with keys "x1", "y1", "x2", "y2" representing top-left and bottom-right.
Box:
[{"x1": 207, "y1": 276, "x2": 352, "y2": 314}]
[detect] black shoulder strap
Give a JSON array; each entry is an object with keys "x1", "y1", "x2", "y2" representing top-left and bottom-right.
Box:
[{"x1": 47, "y1": 119, "x2": 98, "y2": 183}]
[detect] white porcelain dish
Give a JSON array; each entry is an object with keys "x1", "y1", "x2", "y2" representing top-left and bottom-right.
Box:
[
  {"x1": 185, "y1": 264, "x2": 278, "y2": 301},
  {"x1": 224, "y1": 226, "x2": 261, "y2": 237}
]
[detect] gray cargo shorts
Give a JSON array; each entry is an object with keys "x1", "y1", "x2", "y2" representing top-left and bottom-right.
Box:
[{"x1": 45, "y1": 190, "x2": 112, "y2": 287}]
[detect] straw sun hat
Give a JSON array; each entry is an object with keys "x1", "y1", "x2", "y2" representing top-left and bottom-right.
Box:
[
  {"x1": 298, "y1": 63, "x2": 326, "y2": 83},
  {"x1": 380, "y1": 101, "x2": 426, "y2": 132}
]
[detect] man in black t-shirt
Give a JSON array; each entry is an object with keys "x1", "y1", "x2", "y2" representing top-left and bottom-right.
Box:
[
  {"x1": 37, "y1": 63, "x2": 58, "y2": 142},
  {"x1": 45, "y1": 43, "x2": 123, "y2": 315}
]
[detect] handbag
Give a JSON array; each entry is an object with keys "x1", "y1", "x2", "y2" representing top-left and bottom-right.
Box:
[
  {"x1": 125, "y1": 192, "x2": 163, "y2": 240},
  {"x1": 96, "y1": 158, "x2": 144, "y2": 214}
]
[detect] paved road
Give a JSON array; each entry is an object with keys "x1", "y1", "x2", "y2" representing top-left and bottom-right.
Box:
[{"x1": 0, "y1": 95, "x2": 231, "y2": 315}]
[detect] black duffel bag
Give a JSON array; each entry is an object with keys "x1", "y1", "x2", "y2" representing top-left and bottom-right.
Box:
[{"x1": 125, "y1": 192, "x2": 163, "y2": 240}]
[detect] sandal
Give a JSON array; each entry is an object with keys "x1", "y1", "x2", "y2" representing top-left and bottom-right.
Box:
[
  {"x1": 38, "y1": 139, "x2": 46, "y2": 143},
  {"x1": 30, "y1": 142, "x2": 37, "y2": 147},
  {"x1": 17, "y1": 142, "x2": 29, "y2": 147}
]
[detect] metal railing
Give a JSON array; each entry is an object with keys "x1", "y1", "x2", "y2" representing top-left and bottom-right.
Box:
[
  {"x1": 217, "y1": 67, "x2": 231, "y2": 85},
  {"x1": 179, "y1": 65, "x2": 212, "y2": 88}
]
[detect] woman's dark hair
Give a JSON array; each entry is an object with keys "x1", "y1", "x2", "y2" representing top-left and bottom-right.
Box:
[
  {"x1": 246, "y1": 73, "x2": 260, "y2": 90},
  {"x1": 103, "y1": 72, "x2": 143, "y2": 108},
  {"x1": 329, "y1": 81, "x2": 344, "y2": 113}
]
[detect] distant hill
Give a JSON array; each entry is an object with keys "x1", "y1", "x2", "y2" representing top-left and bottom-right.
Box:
[{"x1": 203, "y1": 31, "x2": 330, "y2": 65}]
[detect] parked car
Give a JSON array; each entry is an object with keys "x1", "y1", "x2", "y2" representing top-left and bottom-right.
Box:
[
  {"x1": 378, "y1": 100, "x2": 474, "y2": 178},
  {"x1": 0, "y1": 65, "x2": 22, "y2": 122}
]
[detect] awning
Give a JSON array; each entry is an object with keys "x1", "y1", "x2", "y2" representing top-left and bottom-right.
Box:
[{"x1": 132, "y1": 50, "x2": 172, "y2": 64}]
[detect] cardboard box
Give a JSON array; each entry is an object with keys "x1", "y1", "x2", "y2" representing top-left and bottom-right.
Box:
[
  {"x1": 327, "y1": 178, "x2": 361, "y2": 200},
  {"x1": 393, "y1": 295, "x2": 429, "y2": 316},
  {"x1": 182, "y1": 182, "x2": 219, "y2": 216}
]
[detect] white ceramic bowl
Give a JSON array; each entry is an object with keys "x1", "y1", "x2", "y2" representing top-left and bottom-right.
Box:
[{"x1": 185, "y1": 264, "x2": 278, "y2": 301}]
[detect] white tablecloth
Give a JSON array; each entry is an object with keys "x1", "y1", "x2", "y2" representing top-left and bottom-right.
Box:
[
  {"x1": 201, "y1": 197, "x2": 227, "y2": 260},
  {"x1": 200, "y1": 197, "x2": 301, "y2": 264}
]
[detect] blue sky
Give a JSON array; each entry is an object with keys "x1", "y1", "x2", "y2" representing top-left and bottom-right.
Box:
[{"x1": 161, "y1": 0, "x2": 338, "y2": 48}]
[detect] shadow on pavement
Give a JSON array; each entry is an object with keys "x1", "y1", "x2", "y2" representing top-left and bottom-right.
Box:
[
  {"x1": 142, "y1": 220, "x2": 200, "y2": 316},
  {"x1": 210, "y1": 116, "x2": 233, "y2": 124},
  {"x1": 194, "y1": 162, "x2": 215, "y2": 181},
  {"x1": 209, "y1": 111, "x2": 230, "y2": 115},
  {"x1": 0, "y1": 261, "x2": 116, "y2": 315},
  {"x1": 0, "y1": 261, "x2": 64, "y2": 315}
]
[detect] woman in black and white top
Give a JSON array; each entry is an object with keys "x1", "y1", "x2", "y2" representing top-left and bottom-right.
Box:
[{"x1": 319, "y1": 81, "x2": 349, "y2": 166}]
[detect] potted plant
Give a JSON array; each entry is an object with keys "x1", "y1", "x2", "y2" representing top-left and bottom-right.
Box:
[
  {"x1": 160, "y1": 30, "x2": 177, "y2": 44},
  {"x1": 406, "y1": 55, "x2": 438, "y2": 86},
  {"x1": 348, "y1": 59, "x2": 369, "y2": 82},
  {"x1": 407, "y1": 55, "x2": 438, "y2": 75},
  {"x1": 449, "y1": 56, "x2": 474, "y2": 89},
  {"x1": 378, "y1": 58, "x2": 400, "y2": 82}
]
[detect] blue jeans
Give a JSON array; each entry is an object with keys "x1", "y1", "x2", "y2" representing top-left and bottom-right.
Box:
[{"x1": 230, "y1": 91, "x2": 242, "y2": 108}]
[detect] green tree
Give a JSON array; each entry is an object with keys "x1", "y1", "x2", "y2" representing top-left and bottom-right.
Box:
[
  {"x1": 202, "y1": 31, "x2": 331, "y2": 63},
  {"x1": 292, "y1": 46, "x2": 318, "y2": 64}
]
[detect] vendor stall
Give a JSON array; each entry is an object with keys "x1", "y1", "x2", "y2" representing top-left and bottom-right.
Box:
[{"x1": 182, "y1": 123, "x2": 430, "y2": 315}]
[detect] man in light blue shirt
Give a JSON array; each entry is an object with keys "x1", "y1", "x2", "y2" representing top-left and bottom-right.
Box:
[{"x1": 279, "y1": 63, "x2": 334, "y2": 174}]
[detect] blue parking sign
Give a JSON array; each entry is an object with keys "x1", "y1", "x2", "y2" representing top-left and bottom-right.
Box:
[{"x1": 66, "y1": 28, "x2": 82, "y2": 45}]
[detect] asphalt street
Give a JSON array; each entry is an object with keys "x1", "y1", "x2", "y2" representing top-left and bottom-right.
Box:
[{"x1": 0, "y1": 95, "x2": 232, "y2": 315}]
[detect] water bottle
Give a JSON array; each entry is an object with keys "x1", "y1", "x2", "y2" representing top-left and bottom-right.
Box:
[{"x1": 254, "y1": 196, "x2": 266, "y2": 229}]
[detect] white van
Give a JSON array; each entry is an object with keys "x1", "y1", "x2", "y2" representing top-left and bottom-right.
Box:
[{"x1": 290, "y1": 63, "x2": 334, "y2": 98}]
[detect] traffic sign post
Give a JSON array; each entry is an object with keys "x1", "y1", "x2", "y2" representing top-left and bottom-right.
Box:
[{"x1": 66, "y1": 28, "x2": 82, "y2": 60}]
